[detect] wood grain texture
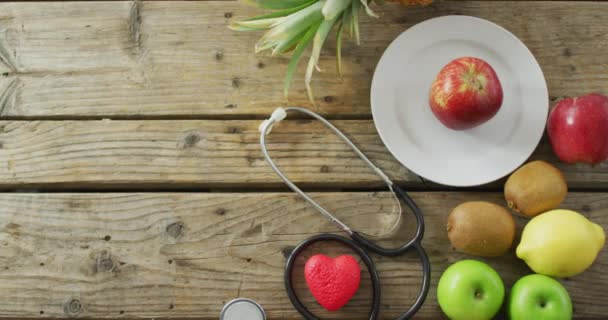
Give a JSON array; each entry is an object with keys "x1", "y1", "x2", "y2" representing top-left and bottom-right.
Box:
[
  {"x1": 0, "y1": 119, "x2": 415, "y2": 189},
  {"x1": 0, "y1": 1, "x2": 606, "y2": 118},
  {"x1": 0, "y1": 191, "x2": 605, "y2": 319},
  {"x1": 0, "y1": 120, "x2": 606, "y2": 189}
]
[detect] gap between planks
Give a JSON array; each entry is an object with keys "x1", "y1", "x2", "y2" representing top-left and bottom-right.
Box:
[{"x1": 1, "y1": 184, "x2": 608, "y2": 193}]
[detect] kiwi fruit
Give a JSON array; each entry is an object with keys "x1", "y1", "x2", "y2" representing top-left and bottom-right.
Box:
[
  {"x1": 504, "y1": 160, "x2": 567, "y2": 217},
  {"x1": 447, "y1": 201, "x2": 516, "y2": 257}
]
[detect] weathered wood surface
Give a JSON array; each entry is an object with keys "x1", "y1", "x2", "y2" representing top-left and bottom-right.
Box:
[
  {"x1": 0, "y1": 1, "x2": 606, "y2": 118},
  {"x1": 0, "y1": 191, "x2": 604, "y2": 319},
  {"x1": 0, "y1": 1, "x2": 607, "y2": 320},
  {"x1": 0, "y1": 120, "x2": 606, "y2": 190}
]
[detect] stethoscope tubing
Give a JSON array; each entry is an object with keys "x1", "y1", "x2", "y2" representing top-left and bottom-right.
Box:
[
  {"x1": 350, "y1": 183, "x2": 425, "y2": 257},
  {"x1": 284, "y1": 234, "x2": 381, "y2": 320},
  {"x1": 284, "y1": 236, "x2": 431, "y2": 320},
  {"x1": 260, "y1": 107, "x2": 431, "y2": 319}
]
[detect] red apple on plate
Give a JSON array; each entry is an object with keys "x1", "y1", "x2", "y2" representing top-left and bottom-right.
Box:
[
  {"x1": 547, "y1": 93, "x2": 608, "y2": 164},
  {"x1": 429, "y1": 57, "x2": 503, "y2": 130}
]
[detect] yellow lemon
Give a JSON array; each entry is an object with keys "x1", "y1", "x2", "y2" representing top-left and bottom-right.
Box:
[{"x1": 516, "y1": 209, "x2": 605, "y2": 277}]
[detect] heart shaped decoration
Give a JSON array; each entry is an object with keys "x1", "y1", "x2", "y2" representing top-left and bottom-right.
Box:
[{"x1": 304, "y1": 254, "x2": 361, "y2": 311}]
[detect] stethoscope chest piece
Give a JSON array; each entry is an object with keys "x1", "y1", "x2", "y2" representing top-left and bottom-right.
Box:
[{"x1": 220, "y1": 298, "x2": 266, "y2": 320}]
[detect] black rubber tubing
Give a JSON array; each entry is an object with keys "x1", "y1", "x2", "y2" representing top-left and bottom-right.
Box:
[
  {"x1": 283, "y1": 184, "x2": 431, "y2": 320},
  {"x1": 284, "y1": 233, "x2": 381, "y2": 320}
]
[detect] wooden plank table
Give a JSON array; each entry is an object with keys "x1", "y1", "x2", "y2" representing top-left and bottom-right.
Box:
[{"x1": 0, "y1": 1, "x2": 606, "y2": 319}]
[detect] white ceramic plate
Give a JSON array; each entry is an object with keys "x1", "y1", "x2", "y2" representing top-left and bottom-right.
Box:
[{"x1": 371, "y1": 15, "x2": 548, "y2": 187}]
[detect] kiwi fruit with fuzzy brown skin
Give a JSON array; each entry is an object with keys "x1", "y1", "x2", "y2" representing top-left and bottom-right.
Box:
[
  {"x1": 504, "y1": 160, "x2": 567, "y2": 217},
  {"x1": 447, "y1": 201, "x2": 516, "y2": 257}
]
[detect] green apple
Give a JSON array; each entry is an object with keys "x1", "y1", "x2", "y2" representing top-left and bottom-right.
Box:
[
  {"x1": 437, "y1": 260, "x2": 505, "y2": 320},
  {"x1": 508, "y1": 274, "x2": 572, "y2": 320}
]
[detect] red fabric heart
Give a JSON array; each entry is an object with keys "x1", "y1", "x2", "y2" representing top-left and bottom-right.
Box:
[{"x1": 304, "y1": 254, "x2": 361, "y2": 311}]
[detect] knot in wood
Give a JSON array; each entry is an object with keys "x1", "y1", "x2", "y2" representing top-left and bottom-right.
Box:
[
  {"x1": 231, "y1": 77, "x2": 240, "y2": 89},
  {"x1": 64, "y1": 298, "x2": 82, "y2": 317},
  {"x1": 98, "y1": 258, "x2": 114, "y2": 272},
  {"x1": 226, "y1": 127, "x2": 240, "y2": 134},
  {"x1": 323, "y1": 95, "x2": 335, "y2": 103},
  {"x1": 166, "y1": 222, "x2": 184, "y2": 239},
  {"x1": 183, "y1": 132, "x2": 201, "y2": 148},
  {"x1": 215, "y1": 50, "x2": 224, "y2": 61}
]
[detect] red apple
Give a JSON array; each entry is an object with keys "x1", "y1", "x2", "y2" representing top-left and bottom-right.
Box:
[
  {"x1": 547, "y1": 93, "x2": 608, "y2": 164},
  {"x1": 429, "y1": 57, "x2": 503, "y2": 130}
]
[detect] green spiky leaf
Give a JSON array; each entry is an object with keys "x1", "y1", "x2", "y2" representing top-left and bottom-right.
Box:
[
  {"x1": 241, "y1": 0, "x2": 317, "y2": 22},
  {"x1": 341, "y1": 6, "x2": 352, "y2": 38},
  {"x1": 305, "y1": 15, "x2": 340, "y2": 103},
  {"x1": 241, "y1": 0, "x2": 318, "y2": 10},
  {"x1": 273, "y1": 26, "x2": 309, "y2": 54},
  {"x1": 336, "y1": 20, "x2": 345, "y2": 78},
  {"x1": 256, "y1": 1, "x2": 324, "y2": 47},
  {"x1": 352, "y1": 0, "x2": 361, "y2": 44},
  {"x1": 229, "y1": 17, "x2": 285, "y2": 31},
  {"x1": 322, "y1": 0, "x2": 351, "y2": 20},
  {"x1": 360, "y1": 0, "x2": 379, "y2": 17},
  {"x1": 284, "y1": 21, "x2": 321, "y2": 97}
]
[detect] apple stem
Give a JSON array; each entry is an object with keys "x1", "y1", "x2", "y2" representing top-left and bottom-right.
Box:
[{"x1": 474, "y1": 290, "x2": 483, "y2": 299}]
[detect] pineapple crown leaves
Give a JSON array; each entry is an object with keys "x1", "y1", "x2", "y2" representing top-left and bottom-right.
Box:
[
  {"x1": 231, "y1": 0, "x2": 380, "y2": 104},
  {"x1": 231, "y1": 0, "x2": 426, "y2": 104}
]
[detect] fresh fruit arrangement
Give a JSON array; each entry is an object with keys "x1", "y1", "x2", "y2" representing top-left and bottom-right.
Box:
[
  {"x1": 230, "y1": 0, "x2": 431, "y2": 103},
  {"x1": 233, "y1": 3, "x2": 607, "y2": 316},
  {"x1": 444, "y1": 163, "x2": 606, "y2": 270},
  {"x1": 438, "y1": 261, "x2": 574, "y2": 320},
  {"x1": 429, "y1": 57, "x2": 503, "y2": 130},
  {"x1": 440, "y1": 161, "x2": 605, "y2": 319}
]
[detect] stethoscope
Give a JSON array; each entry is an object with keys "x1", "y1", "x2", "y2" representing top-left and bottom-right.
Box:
[{"x1": 259, "y1": 107, "x2": 431, "y2": 320}]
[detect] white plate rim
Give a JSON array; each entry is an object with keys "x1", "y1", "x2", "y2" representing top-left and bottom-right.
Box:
[{"x1": 370, "y1": 15, "x2": 549, "y2": 187}]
